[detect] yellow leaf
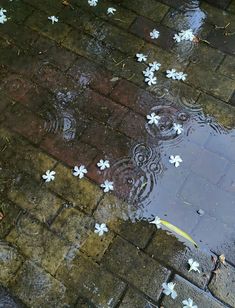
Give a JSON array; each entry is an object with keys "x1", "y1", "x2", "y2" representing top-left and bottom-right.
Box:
[{"x1": 160, "y1": 219, "x2": 198, "y2": 248}]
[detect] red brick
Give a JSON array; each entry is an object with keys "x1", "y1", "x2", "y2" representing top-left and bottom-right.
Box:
[
  {"x1": 5, "y1": 104, "x2": 45, "y2": 144},
  {"x1": 41, "y1": 135, "x2": 97, "y2": 167},
  {"x1": 110, "y1": 80, "x2": 156, "y2": 115},
  {"x1": 130, "y1": 16, "x2": 175, "y2": 50},
  {"x1": 68, "y1": 56, "x2": 117, "y2": 95},
  {"x1": 81, "y1": 122, "x2": 131, "y2": 159},
  {"x1": 119, "y1": 111, "x2": 147, "y2": 140},
  {"x1": 75, "y1": 89, "x2": 128, "y2": 128}
]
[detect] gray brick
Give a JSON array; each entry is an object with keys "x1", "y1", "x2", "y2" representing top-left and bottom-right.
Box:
[
  {"x1": 161, "y1": 275, "x2": 225, "y2": 308},
  {"x1": 119, "y1": 288, "x2": 155, "y2": 307},
  {"x1": 209, "y1": 262, "x2": 235, "y2": 307},
  {"x1": 103, "y1": 236, "x2": 171, "y2": 301},
  {"x1": 219, "y1": 55, "x2": 235, "y2": 80},
  {"x1": 220, "y1": 163, "x2": 235, "y2": 193},
  {"x1": 0, "y1": 286, "x2": 25, "y2": 308}
]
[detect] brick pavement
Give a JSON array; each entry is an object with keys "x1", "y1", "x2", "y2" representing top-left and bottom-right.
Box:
[{"x1": 0, "y1": 0, "x2": 235, "y2": 307}]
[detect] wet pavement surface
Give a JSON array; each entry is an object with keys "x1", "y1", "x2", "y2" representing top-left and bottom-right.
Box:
[{"x1": 0, "y1": 0, "x2": 235, "y2": 307}]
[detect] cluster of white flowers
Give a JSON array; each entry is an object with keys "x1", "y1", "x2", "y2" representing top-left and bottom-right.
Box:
[
  {"x1": 0, "y1": 8, "x2": 7, "y2": 24},
  {"x1": 88, "y1": 0, "x2": 117, "y2": 16},
  {"x1": 166, "y1": 69, "x2": 187, "y2": 81},
  {"x1": 143, "y1": 60, "x2": 161, "y2": 86},
  {"x1": 173, "y1": 29, "x2": 195, "y2": 43}
]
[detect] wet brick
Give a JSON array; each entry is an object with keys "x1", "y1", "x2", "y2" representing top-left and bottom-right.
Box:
[
  {"x1": 119, "y1": 288, "x2": 156, "y2": 307},
  {"x1": 23, "y1": 0, "x2": 63, "y2": 14},
  {"x1": 8, "y1": 175, "x2": 63, "y2": 224},
  {"x1": 161, "y1": 275, "x2": 225, "y2": 308},
  {"x1": 0, "y1": 286, "x2": 25, "y2": 308},
  {"x1": 6, "y1": 214, "x2": 70, "y2": 275},
  {"x1": 207, "y1": 28, "x2": 235, "y2": 55},
  {"x1": 186, "y1": 64, "x2": 235, "y2": 101},
  {"x1": 204, "y1": 0, "x2": 231, "y2": 10},
  {"x1": 0, "y1": 0, "x2": 34, "y2": 24},
  {"x1": 122, "y1": 0, "x2": 169, "y2": 23},
  {"x1": 0, "y1": 242, "x2": 24, "y2": 286},
  {"x1": 10, "y1": 260, "x2": 73, "y2": 307},
  {"x1": 220, "y1": 163, "x2": 235, "y2": 193},
  {"x1": 56, "y1": 254, "x2": 126, "y2": 307},
  {"x1": 0, "y1": 199, "x2": 22, "y2": 238},
  {"x1": 47, "y1": 163, "x2": 103, "y2": 214},
  {"x1": 130, "y1": 16, "x2": 175, "y2": 50},
  {"x1": 219, "y1": 55, "x2": 235, "y2": 80},
  {"x1": 103, "y1": 236, "x2": 171, "y2": 301},
  {"x1": 119, "y1": 110, "x2": 147, "y2": 141},
  {"x1": 228, "y1": 0, "x2": 235, "y2": 14},
  {"x1": 209, "y1": 261, "x2": 235, "y2": 307},
  {"x1": 68, "y1": 56, "x2": 117, "y2": 95}
]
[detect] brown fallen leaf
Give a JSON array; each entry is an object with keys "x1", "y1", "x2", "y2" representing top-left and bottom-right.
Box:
[{"x1": 0, "y1": 212, "x2": 4, "y2": 221}]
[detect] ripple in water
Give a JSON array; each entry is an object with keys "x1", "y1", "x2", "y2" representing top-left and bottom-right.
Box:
[
  {"x1": 146, "y1": 105, "x2": 189, "y2": 143},
  {"x1": 106, "y1": 144, "x2": 162, "y2": 216}
]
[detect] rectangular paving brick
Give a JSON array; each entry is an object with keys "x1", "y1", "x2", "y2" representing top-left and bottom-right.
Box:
[
  {"x1": 6, "y1": 215, "x2": 70, "y2": 275},
  {"x1": 207, "y1": 28, "x2": 235, "y2": 55},
  {"x1": 102, "y1": 236, "x2": 171, "y2": 301},
  {"x1": 209, "y1": 261, "x2": 235, "y2": 307},
  {"x1": 186, "y1": 63, "x2": 235, "y2": 101},
  {"x1": 119, "y1": 110, "x2": 147, "y2": 140},
  {"x1": 68, "y1": 56, "x2": 117, "y2": 95},
  {"x1": 0, "y1": 0, "x2": 34, "y2": 24},
  {"x1": 119, "y1": 287, "x2": 156, "y2": 307},
  {"x1": 190, "y1": 149, "x2": 228, "y2": 184},
  {"x1": 0, "y1": 286, "x2": 25, "y2": 308},
  {"x1": 81, "y1": 122, "x2": 131, "y2": 159},
  {"x1": 130, "y1": 16, "x2": 175, "y2": 50},
  {"x1": 161, "y1": 275, "x2": 225, "y2": 308},
  {"x1": 10, "y1": 260, "x2": 73, "y2": 307},
  {"x1": 220, "y1": 163, "x2": 235, "y2": 193},
  {"x1": 8, "y1": 175, "x2": 63, "y2": 224},
  {"x1": 0, "y1": 199, "x2": 22, "y2": 238},
  {"x1": 46, "y1": 163, "x2": 103, "y2": 214},
  {"x1": 180, "y1": 173, "x2": 235, "y2": 225},
  {"x1": 219, "y1": 55, "x2": 235, "y2": 80},
  {"x1": 122, "y1": 0, "x2": 169, "y2": 23},
  {"x1": 23, "y1": 0, "x2": 63, "y2": 14},
  {"x1": 0, "y1": 242, "x2": 24, "y2": 286},
  {"x1": 56, "y1": 254, "x2": 126, "y2": 307}
]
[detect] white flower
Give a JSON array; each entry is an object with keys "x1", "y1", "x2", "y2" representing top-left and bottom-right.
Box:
[
  {"x1": 97, "y1": 159, "x2": 110, "y2": 170},
  {"x1": 48, "y1": 16, "x2": 59, "y2": 24},
  {"x1": 145, "y1": 75, "x2": 157, "y2": 86},
  {"x1": 0, "y1": 8, "x2": 7, "y2": 24},
  {"x1": 173, "y1": 123, "x2": 183, "y2": 135},
  {"x1": 94, "y1": 223, "x2": 108, "y2": 236},
  {"x1": 149, "y1": 61, "x2": 161, "y2": 71},
  {"x1": 101, "y1": 180, "x2": 114, "y2": 192},
  {"x1": 107, "y1": 7, "x2": 116, "y2": 15},
  {"x1": 169, "y1": 155, "x2": 183, "y2": 167},
  {"x1": 162, "y1": 282, "x2": 177, "y2": 299},
  {"x1": 73, "y1": 165, "x2": 88, "y2": 179},
  {"x1": 143, "y1": 67, "x2": 154, "y2": 77},
  {"x1": 188, "y1": 259, "x2": 200, "y2": 273},
  {"x1": 88, "y1": 0, "x2": 98, "y2": 6},
  {"x1": 150, "y1": 216, "x2": 161, "y2": 229},
  {"x1": 182, "y1": 298, "x2": 198, "y2": 308},
  {"x1": 42, "y1": 170, "x2": 56, "y2": 182},
  {"x1": 173, "y1": 33, "x2": 182, "y2": 43},
  {"x1": 146, "y1": 112, "x2": 160, "y2": 125},
  {"x1": 136, "y1": 53, "x2": 147, "y2": 62},
  {"x1": 150, "y1": 29, "x2": 160, "y2": 39},
  {"x1": 176, "y1": 71, "x2": 187, "y2": 81},
  {"x1": 166, "y1": 69, "x2": 178, "y2": 80}
]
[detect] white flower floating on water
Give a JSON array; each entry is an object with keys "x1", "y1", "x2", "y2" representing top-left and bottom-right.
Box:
[
  {"x1": 150, "y1": 29, "x2": 160, "y2": 40},
  {"x1": 143, "y1": 67, "x2": 154, "y2": 78},
  {"x1": 145, "y1": 75, "x2": 157, "y2": 86},
  {"x1": 107, "y1": 7, "x2": 116, "y2": 15},
  {"x1": 48, "y1": 16, "x2": 59, "y2": 24},
  {"x1": 88, "y1": 0, "x2": 98, "y2": 6},
  {"x1": 169, "y1": 155, "x2": 183, "y2": 167},
  {"x1": 149, "y1": 61, "x2": 161, "y2": 72},
  {"x1": 162, "y1": 282, "x2": 177, "y2": 299},
  {"x1": 150, "y1": 216, "x2": 161, "y2": 229},
  {"x1": 136, "y1": 53, "x2": 147, "y2": 62},
  {"x1": 0, "y1": 8, "x2": 7, "y2": 24},
  {"x1": 173, "y1": 29, "x2": 195, "y2": 42},
  {"x1": 73, "y1": 165, "x2": 88, "y2": 179},
  {"x1": 101, "y1": 180, "x2": 114, "y2": 192},
  {"x1": 147, "y1": 112, "x2": 160, "y2": 125},
  {"x1": 42, "y1": 170, "x2": 56, "y2": 182},
  {"x1": 182, "y1": 298, "x2": 198, "y2": 308},
  {"x1": 97, "y1": 159, "x2": 110, "y2": 170},
  {"x1": 188, "y1": 258, "x2": 200, "y2": 273},
  {"x1": 94, "y1": 223, "x2": 108, "y2": 236},
  {"x1": 173, "y1": 123, "x2": 184, "y2": 135}
]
